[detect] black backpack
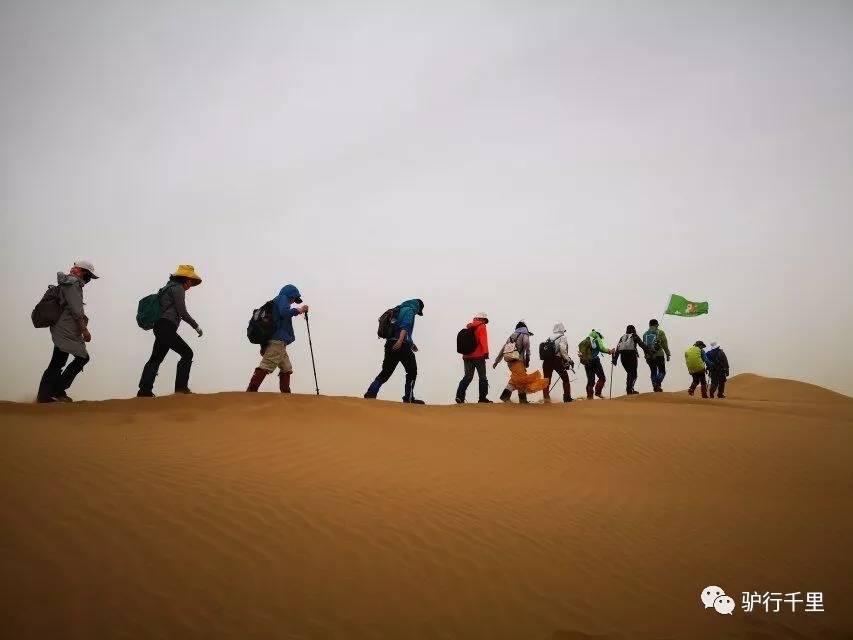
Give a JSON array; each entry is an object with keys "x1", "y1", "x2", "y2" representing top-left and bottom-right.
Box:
[
  {"x1": 377, "y1": 306, "x2": 400, "y2": 339},
  {"x1": 31, "y1": 284, "x2": 65, "y2": 328},
  {"x1": 247, "y1": 300, "x2": 277, "y2": 344},
  {"x1": 456, "y1": 327, "x2": 478, "y2": 355},
  {"x1": 539, "y1": 338, "x2": 558, "y2": 360}
]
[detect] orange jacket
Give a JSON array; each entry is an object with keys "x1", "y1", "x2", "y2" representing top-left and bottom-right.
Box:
[{"x1": 462, "y1": 319, "x2": 489, "y2": 359}]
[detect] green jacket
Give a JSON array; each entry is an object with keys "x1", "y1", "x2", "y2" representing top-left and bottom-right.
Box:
[
  {"x1": 684, "y1": 346, "x2": 705, "y2": 374},
  {"x1": 642, "y1": 326, "x2": 671, "y2": 358}
]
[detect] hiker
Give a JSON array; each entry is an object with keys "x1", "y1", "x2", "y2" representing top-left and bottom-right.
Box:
[
  {"x1": 642, "y1": 319, "x2": 671, "y2": 392},
  {"x1": 685, "y1": 340, "x2": 708, "y2": 398},
  {"x1": 492, "y1": 321, "x2": 549, "y2": 403},
  {"x1": 577, "y1": 330, "x2": 615, "y2": 399},
  {"x1": 35, "y1": 261, "x2": 99, "y2": 403},
  {"x1": 612, "y1": 324, "x2": 651, "y2": 395},
  {"x1": 246, "y1": 284, "x2": 308, "y2": 393},
  {"x1": 455, "y1": 312, "x2": 492, "y2": 403},
  {"x1": 364, "y1": 298, "x2": 426, "y2": 403},
  {"x1": 137, "y1": 265, "x2": 203, "y2": 397},
  {"x1": 540, "y1": 323, "x2": 575, "y2": 403},
  {"x1": 704, "y1": 341, "x2": 730, "y2": 398}
]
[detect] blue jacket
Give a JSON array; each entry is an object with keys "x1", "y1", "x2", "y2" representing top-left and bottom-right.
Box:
[
  {"x1": 392, "y1": 299, "x2": 421, "y2": 344},
  {"x1": 272, "y1": 284, "x2": 302, "y2": 344}
]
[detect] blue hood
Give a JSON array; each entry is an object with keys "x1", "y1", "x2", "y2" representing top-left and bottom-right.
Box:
[{"x1": 278, "y1": 284, "x2": 302, "y2": 303}]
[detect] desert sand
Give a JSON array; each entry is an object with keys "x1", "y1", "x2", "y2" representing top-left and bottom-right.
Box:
[{"x1": 1, "y1": 373, "x2": 852, "y2": 640}]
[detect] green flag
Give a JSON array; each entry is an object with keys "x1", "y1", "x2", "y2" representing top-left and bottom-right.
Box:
[{"x1": 664, "y1": 294, "x2": 709, "y2": 317}]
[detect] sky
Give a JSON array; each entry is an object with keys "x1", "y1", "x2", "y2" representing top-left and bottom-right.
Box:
[{"x1": 2, "y1": 0, "x2": 852, "y2": 404}]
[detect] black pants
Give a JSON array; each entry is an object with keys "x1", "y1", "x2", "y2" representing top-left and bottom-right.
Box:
[
  {"x1": 689, "y1": 371, "x2": 707, "y2": 394},
  {"x1": 647, "y1": 355, "x2": 666, "y2": 387},
  {"x1": 37, "y1": 346, "x2": 90, "y2": 400},
  {"x1": 377, "y1": 340, "x2": 417, "y2": 384},
  {"x1": 709, "y1": 371, "x2": 727, "y2": 397},
  {"x1": 619, "y1": 352, "x2": 638, "y2": 392},
  {"x1": 139, "y1": 319, "x2": 193, "y2": 393},
  {"x1": 584, "y1": 359, "x2": 606, "y2": 395}
]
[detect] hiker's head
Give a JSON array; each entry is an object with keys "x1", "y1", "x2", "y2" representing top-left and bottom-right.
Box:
[
  {"x1": 695, "y1": 340, "x2": 706, "y2": 349},
  {"x1": 170, "y1": 265, "x2": 202, "y2": 289},
  {"x1": 649, "y1": 319, "x2": 659, "y2": 327},
  {"x1": 71, "y1": 260, "x2": 98, "y2": 284},
  {"x1": 474, "y1": 312, "x2": 488, "y2": 324},
  {"x1": 280, "y1": 284, "x2": 303, "y2": 304},
  {"x1": 626, "y1": 324, "x2": 636, "y2": 334}
]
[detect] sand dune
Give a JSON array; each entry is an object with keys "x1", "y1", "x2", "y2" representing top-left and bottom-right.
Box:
[{"x1": 1, "y1": 373, "x2": 852, "y2": 640}]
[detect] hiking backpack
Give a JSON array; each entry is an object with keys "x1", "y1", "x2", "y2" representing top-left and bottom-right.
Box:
[
  {"x1": 247, "y1": 300, "x2": 277, "y2": 344},
  {"x1": 643, "y1": 330, "x2": 661, "y2": 353},
  {"x1": 539, "y1": 338, "x2": 558, "y2": 360},
  {"x1": 136, "y1": 285, "x2": 169, "y2": 330},
  {"x1": 31, "y1": 285, "x2": 65, "y2": 328},
  {"x1": 616, "y1": 333, "x2": 635, "y2": 352},
  {"x1": 501, "y1": 336, "x2": 521, "y2": 362},
  {"x1": 577, "y1": 336, "x2": 594, "y2": 362},
  {"x1": 377, "y1": 306, "x2": 400, "y2": 339},
  {"x1": 456, "y1": 326, "x2": 478, "y2": 355}
]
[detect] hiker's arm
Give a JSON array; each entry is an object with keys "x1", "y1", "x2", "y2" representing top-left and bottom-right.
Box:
[
  {"x1": 661, "y1": 332, "x2": 671, "y2": 356},
  {"x1": 173, "y1": 286, "x2": 199, "y2": 330},
  {"x1": 395, "y1": 307, "x2": 415, "y2": 342},
  {"x1": 62, "y1": 285, "x2": 87, "y2": 331}
]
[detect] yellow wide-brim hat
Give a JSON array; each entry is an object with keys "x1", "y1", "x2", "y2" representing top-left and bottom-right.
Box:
[{"x1": 171, "y1": 264, "x2": 202, "y2": 284}]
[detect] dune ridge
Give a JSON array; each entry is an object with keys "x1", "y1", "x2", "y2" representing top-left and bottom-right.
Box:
[{"x1": 1, "y1": 373, "x2": 852, "y2": 639}]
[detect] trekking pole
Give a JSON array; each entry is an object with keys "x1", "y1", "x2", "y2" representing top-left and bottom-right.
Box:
[
  {"x1": 304, "y1": 313, "x2": 319, "y2": 395},
  {"x1": 609, "y1": 361, "x2": 614, "y2": 399}
]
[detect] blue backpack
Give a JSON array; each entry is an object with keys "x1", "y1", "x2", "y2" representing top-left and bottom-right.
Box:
[{"x1": 643, "y1": 330, "x2": 661, "y2": 353}]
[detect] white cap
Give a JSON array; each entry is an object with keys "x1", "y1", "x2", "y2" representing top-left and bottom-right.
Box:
[
  {"x1": 708, "y1": 341, "x2": 719, "y2": 349},
  {"x1": 474, "y1": 312, "x2": 488, "y2": 320},
  {"x1": 74, "y1": 260, "x2": 99, "y2": 278}
]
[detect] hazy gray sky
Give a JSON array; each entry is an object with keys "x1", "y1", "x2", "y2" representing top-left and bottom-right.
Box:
[{"x1": 2, "y1": 0, "x2": 852, "y2": 404}]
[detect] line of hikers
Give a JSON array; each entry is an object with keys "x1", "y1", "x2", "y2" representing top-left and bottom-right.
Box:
[{"x1": 30, "y1": 262, "x2": 730, "y2": 404}]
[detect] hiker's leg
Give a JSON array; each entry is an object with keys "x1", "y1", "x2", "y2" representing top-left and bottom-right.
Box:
[
  {"x1": 542, "y1": 359, "x2": 555, "y2": 400},
  {"x1": 584, "y1": 363, "x2": 596, "y2": 398},
  {"x1": 475, "y1": 358, "x2": 491, "y2": 401},
  {"x1": 37, "y1": 346, "x2": 69, "y2": 402},
  {"x1": 709, "y1": 372, "x2": 718, "y2": 397},
  {"x1": 139, "y1": 320, "x2": 173, "y2": 394},
  {"x1": 718, "y1": 375, "x2": 727, "y2": 397},
  {"x1": 624, "y1": 353, "x2": 638, "y2": 392},
  {"x1": 688, "y1": 372, "x2": 701, "y2": 394},
  {"x1": 58, "y1": 354, "x2": 90, "y2": 395},
  {"x1": 457, "y1": 358, "x2": 476, "y2": 402},
  {"x1": 247, "y1": 368, "x2": 268, "y2": 391},
  {"x1": 400, "y1": 346, "x2": 422, "y2": 403},
  {"x1": 170, "y1": 331, "x2": 194, "y2": 392},
  {"x1": 556, "y1": 362, "x2": 572, "y2": 400},
  {"x1": 700, "y1": 372, "x2": 708, "y2": 398},
  {"x1": 365, "y1": 341, "x2": 399, "y2": 397},
  {"x1": 249, "y1": 340, "x2": 281, "y2": 391},
  {"x1": 278, "y1": 343, "x2": 293, "y2": 393},
  {"x1": 657, "y1": 356, "x2": 667, "y2": 386},
  {"x1": 593, "y1": 360, "x2": 606, "y2": 397}
]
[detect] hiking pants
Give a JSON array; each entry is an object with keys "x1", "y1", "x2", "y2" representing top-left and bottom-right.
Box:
[
  {"x1": 584, "y1": 359, "x2": 606, "y2": 397},
  {"x1": 689, "y1": 371, "x2": 708, "y2": 396},
  {"x1": 139, "y1": 318, "x2": 194, "y2": 393},
  {"x1": 709, "y1": 371, "x2": 727, "y2": 397},
  {"x1": 37, "y1": 346, "x2": 90, "y2": 400},
  {"x1": 542, "y1": 358, "x2": 571, "y2": 400},
  {"x1": 647, "y1": 355, "x2": 666, "y2": 386},
  {"x1": 619, "y1": 351, "x2": 638, "y2": 392},
  {"x1": 457, "y1": 356, "x2": 488, "y2": 401},
  {"x1": 376, "y1": 340, "x2": 417, "y2": 384}
]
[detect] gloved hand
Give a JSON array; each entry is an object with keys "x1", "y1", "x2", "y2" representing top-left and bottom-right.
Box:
[{"x1": 196, "y1": 326, "x2": 203, "y2": 337}]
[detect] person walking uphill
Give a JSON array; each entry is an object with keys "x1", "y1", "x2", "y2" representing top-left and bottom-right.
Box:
[
  {"x1": 492, "y1": 321, "x2": 549, "y2": 403},
  {"x1": 137, "y1": 265, "x2": 203, "y2": 397},
  {"x1": 541, "y1": 323, "x2": 575, "y2": 403},
  {"x1": 455, "y1": 312, "x2": 492, "y2": 403},
  {"x1": 246, "y1": 284, "x2": 308, "y2": 393},
  {"x1": 642, "y1": 319, "x2": 671, "y2": 392},
  {"x1": 577, "y1": 330, "x2": 615, "y2": 399},
  {"x1": 613, "y1": 325, "x2": 651, "y2": 395},
  {"x1": 35, "y1": 261, "x2": 99, "y2": 403},
  {"x1": 364, "y1": 298, "x2": 426, "y2": 403},
  {"x1": 685, "y1": 340, "x2": 708, "y2": 398},
  {"x1": 704, "y1": 341, "x2": 730, "y2": 398}
]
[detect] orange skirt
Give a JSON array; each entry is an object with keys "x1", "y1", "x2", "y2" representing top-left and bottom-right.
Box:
[{"x1": 507, "y1": 360, "x2": 549, "y2": 394}]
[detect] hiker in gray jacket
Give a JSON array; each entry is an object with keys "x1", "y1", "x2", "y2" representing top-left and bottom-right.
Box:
[
  {"x1": 36, "y1": 261, "x2": 99, "y2": 403},
  {"x1": 137, "y1": 264, "x2": 203, "y2": 397}
]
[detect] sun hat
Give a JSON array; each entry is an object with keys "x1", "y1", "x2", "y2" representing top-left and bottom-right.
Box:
[
  {"x1": 74, "y1": 260, "x2": 99, "y2": 278},
  {"x1": 171, "y1": 264, "x2": 202, "y2": 284},
  {"x1": 474, "y1": 312, "x2": 488, "y2": 322}
]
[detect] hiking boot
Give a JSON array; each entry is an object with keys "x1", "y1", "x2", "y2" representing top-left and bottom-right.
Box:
[
  {"x1": 499, "y1": 389, "x2": 512, "y2": 403},
  {"x1": 477, "y1": 379, "x2": 490, "y2": 403},
  {"x1": 174, "y1": 388, "x2": 192, "y2": 394},
  {"x1": 137, "y1": 390, "x2": 155, "y2": 398},
  {"x1": 402, "y1": 379, "x2": 424, "y2": 404},
  {"x1": 717, "y1": 394, "x2": 726, "y2": 399},
  {"x1": 478, "y1": 398, "x2": 493, "y2": 403},
  {"x1": 518, "y1": 393, "x2": 529, "y2": 404},
  {"x1": 52, "y1": 393, "x2": 73, "y2": 402},
  {"x1": 585, "y1": 384, "x2": 594, "y2": 399},
  {"x1": 688, "y1": 386, "x2": 695, "y2": 396},
  {"x1": 279, "y1": 372, "x2": 291, "y2": 393},
  {"x1": 455, "y1": 397, "x2": 465, "y2": 404},
  {"x1": 563, "y1": 394, "x2": 573, "y2": 403},
  {"x1": 36, "y1": 396, "x2": 56, "y2": 404},
  {"x1": 364, "y1": 378, "x2": 382, "y2": 399}
]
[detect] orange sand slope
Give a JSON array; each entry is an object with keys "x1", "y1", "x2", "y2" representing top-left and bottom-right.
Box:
[{"x1": 1, "y1": 373, "x2": 852, "y2": 640}]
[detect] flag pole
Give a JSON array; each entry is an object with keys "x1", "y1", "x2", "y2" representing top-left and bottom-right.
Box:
[{"x1": 660, "y1": 294, "x2": 672, "y2": 324}]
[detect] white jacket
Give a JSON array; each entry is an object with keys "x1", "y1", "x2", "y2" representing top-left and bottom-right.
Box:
[{"x1": 551, "y1": 323, "x2": 572, "y2": 362}]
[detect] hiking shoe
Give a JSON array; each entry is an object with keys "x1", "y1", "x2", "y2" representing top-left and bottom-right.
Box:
[
  {"x1": 688, "y1": 388, "x2": 695, "y2": 396},
  {"x1": 478, "y1": 398, "x2": 493, "y2": 403},
  {"x1": 717, "y1": 394, "x2": 726, "y2": 399},
  {"x1": 54, "y1": 393, "x2": 73, "y2": 402},
  {"x1": 174, "y1": 388, "x2": 193, "y2": 394},
  {"x1": 455, "y1": 397, "x2": 464, "y2": 404},
  {"x1": 36, "y1": 396, "x2": 56, "y2": 404},
  {"x1": 137, "y1": 390, "x2": 155, "y2": 398}
]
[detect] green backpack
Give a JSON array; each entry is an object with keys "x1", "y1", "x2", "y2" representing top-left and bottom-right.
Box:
[
  {"x1": 136, "y1": 285, "x2": 168, "y2": 330},
  {"x1": 577, "y1": 336, "x2": 594, "y2": 363}
]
